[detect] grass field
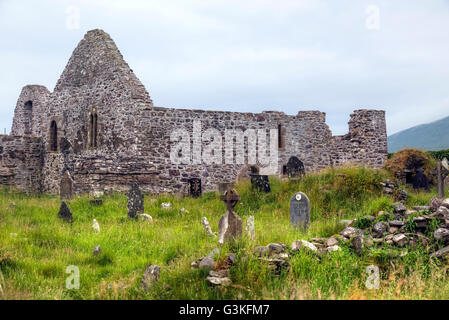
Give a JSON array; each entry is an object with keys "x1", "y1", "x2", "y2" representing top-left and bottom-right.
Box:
[{"x1": 1, "y1": 166, "x2": 448, "y2": 300}]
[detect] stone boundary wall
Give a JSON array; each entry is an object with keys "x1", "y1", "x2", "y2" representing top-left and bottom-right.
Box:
[{"x1": 0, "y1": 135, "x2": 43, "y2": 193}]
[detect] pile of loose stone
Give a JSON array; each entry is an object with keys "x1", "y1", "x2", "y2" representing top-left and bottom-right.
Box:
[
  {"x1": 381, "y1": 180, "x2": 408, "y2": 201},
  {"x1": 188, "y1": 196, "x2": 449, "y2": 287}
]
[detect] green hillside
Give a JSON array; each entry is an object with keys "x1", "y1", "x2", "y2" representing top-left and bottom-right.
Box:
[{"x1": 388, "y1": 115, "x2": 449, "y2": 152}]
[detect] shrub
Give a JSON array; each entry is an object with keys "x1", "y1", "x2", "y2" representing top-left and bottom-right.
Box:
[{"x1": 384, "y1": 148, "x2": 435, "y2": 182}]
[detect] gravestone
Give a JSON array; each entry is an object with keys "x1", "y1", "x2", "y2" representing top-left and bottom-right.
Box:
[
  {"x1": 59, "y1": 170, "x2": 74, "y2": 200},
  {"x1": 285, "y1": 156, "x2": 305, "y2": 178},
  {"x1": 218, "y1": 182, "x2": 234, "y2": 193},
  {"x1": 218, "y1": 189, "x2": 243, "y2": 244},
  {"x1": 90, "y1": 199, "x2": 103, "y2": 206},
  {"x1": 290, "y1": 192, "x2": 310, "y2": 229},
  {"x1": 58, "y1": 201, "x2": 73, "y2": 223},
  {"x1": 127, "y1": 183, "x2": 144, "y2": 219},
  {"x1": 245, "y1": 215, "x2": 255, "y2": 240},
  {"x1": 188, "y1": 178, "x2": 202, "y2": 198},
  {"x1": 201, "y1": 217, "x2": 216, "y2": 237},
  {"x1": 250, "y1": 175, "x2": 271, "y2": 193}
]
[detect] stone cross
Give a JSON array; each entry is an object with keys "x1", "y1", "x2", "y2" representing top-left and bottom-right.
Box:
[
  {"x1": 290, "y1": 192, "x2": 310, "y2": 229},
  {"x1": 218, "y1": 188, "x2": 243, "y2": 244},
  {"x1": 220, "y1": 188, "x2": 241, "y2": 211}
]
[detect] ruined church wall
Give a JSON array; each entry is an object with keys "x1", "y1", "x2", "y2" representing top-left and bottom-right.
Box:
[
  {"x1": 330, "y1": 110, "x2": 387, "y2": 168},
  {"x1": 11, "y1": 85, "x2": 51, "y2": 137},
  {"x1": 0, "y1": 135, "x2": 43, "y2": 193}
]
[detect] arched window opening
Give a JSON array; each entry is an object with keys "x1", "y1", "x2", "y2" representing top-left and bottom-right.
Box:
[
  {"x1": 50, "y1": 120, "x2": 58, "y2": 151},
  {"x1": 89, "y1": 112, "x2": 98, "y2": 148},
  {"x1": 23, "y1": 101, "x2": 33, "y2": 135},
  {"x1": 278, "y1": 124, "x2": 284, "y2": 149}
]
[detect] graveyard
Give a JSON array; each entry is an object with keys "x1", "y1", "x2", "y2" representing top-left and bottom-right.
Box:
[{"x1": 1, "y1": 165, "x2": 449, "y2": 300}]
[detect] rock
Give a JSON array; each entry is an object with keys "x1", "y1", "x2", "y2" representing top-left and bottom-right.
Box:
[
  {"x1": 141, "y1": 265, "x2": 160, "y2": 291},
  {"x1": 161, "y1": 202, "x2": 172, "y2": 210},
  {"x1": 393, "y1": 234, "x2": 408, "y2": 247},
  {"x1": 434, "y1": 228, "x2": 449, "y2": 242},
  {"x1": 436, "y1": 206, "x2": 449, "y2": 217},
  {"x1": 9, "y1": 233, "x2": 17, "y2": 237},
  {"x1": 255, "y1": 246, "x2": 269, "y2": 257},
  {"x1": 430, "y1": 197, "x2": 443, "y2": 212},
  {"x1": 352, "y1": 235, "x2": 364, "y2": 255},
  {"x1": 412, "y1": 216, "x2": 427, "y2": 228},
  {"x1": 385, "y1": 234, "x2": 394, "y2": 241},
  {"x1": 389, "y1": 220, "x2": 405, "y2": 227},
  {"x1": 179, "y1": 208, "x2": 189, "y2": 214},
  {"x1": 397, "y1": 189, "x2": 408, "y2": 201},
  {"x1": 389, "y1": 227, "x2": 399, "y2": 233},
  {"x1": 268, "y1": 243, "x2": 285, "y2": 255},
  {"x1": 92, "y1": 245, "x2": 101, "y2": 255},
  {"x1": 209, "y1": 269, "x2": 229, "y2": 278},
  {"x1": 405, "y1": 210, "x2": 417, "y2": 217},
  {"x1": 326, "y1": 245, "x2": 342, "y2": 252},
  {"x1": 291, "y1": 240, "x2": 317, "y2": 252},
  {"x1": 310, "y1": 238, "x2": 327, "y2": 244},
  {"x1": 393, "y1": 202, "x2": 407, "y2": 218},
  {"x1": 266, "y1": 258, "x2": 291, "y2": 275},
  {"x1": 57, "y1": 201, "x2": 73, "y2": 223},
  {"x1": 199, "y1": 257, "x2": 215, "y2": 270},
  {"x1": 373, "y1": 222, "x2": 388, "y2": 238},
  {"x1": 340, "y1": 227, "x2": 362, "y2": 238},
  {"x1": 441, "y1": 198, "x2": 449, "y2": 209},
  {"x1": 138, "y1": 213, "x2": 153, "y2": 222},
  {"x1": 326, "y1": 237, "x2": 339, "y2": 247},
  {"x1": 206, "y1": 276, "x2": 232, "y2": 286},
  {"x1": 199, "y1": 248, "x2": 220, "y2": 270},
  {"x1": 430, "y1": 245, "x2": 449, "y2": 258},
  {"x1": 413, "y1": 206, "x2": 431, "y2": 211}
]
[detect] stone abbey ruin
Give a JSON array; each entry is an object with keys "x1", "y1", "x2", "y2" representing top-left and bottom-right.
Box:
[{"x1": 0, "y1": 29, "x2": 387, "y2": 196}]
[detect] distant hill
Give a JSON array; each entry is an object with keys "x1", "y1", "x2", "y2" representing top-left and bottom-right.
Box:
[{"x1": 388, "y1": 115, "x2": 449, "y2": 152}]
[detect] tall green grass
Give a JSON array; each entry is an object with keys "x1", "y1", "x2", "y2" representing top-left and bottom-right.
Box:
[{"x1": 0, "y1": 167, "x2": 447, "y2": 300}]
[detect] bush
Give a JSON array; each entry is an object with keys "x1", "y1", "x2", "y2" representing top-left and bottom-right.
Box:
[{"x1": 384, "y1": 148, "x2": 435, "y2": 181}]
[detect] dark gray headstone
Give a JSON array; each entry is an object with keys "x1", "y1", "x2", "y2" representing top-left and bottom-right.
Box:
[
  {"x1": 58, "y1": 201, "x2": 73, "y2": 223},
  {"x1": 285, "y1": 156, "x2": 305, "y2": 178},
  {"x1": 289, "y1": 192, "x2": 310, "y2": 229},
  {"x1": 250, "y1": 175, "x2": 271, "y2": 193},
  {"x1": 59, "y1": 170, "x2": 74, "y2": 200},
  {"x1": 127, "y1": 183, "x2": 144, "y2": 219},
  {"x1": 90, "y1": 199, "x2": 103, "y2": 206},
  {"x1": 188, "y1": 178, "x2": 202, "y2": 198}
]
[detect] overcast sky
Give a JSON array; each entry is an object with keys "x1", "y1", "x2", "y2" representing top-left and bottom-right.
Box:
[{"x1": 0, "y1": 0, "x2": 448, "y2": 136}]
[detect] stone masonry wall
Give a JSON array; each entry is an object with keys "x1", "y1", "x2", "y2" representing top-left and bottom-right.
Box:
[
  {"x1": 0, "y1": 135, "x2": 43, "y2": 193},
  {"x1": 4, "y1": 29, "x2": 388, "y2": 196}
]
